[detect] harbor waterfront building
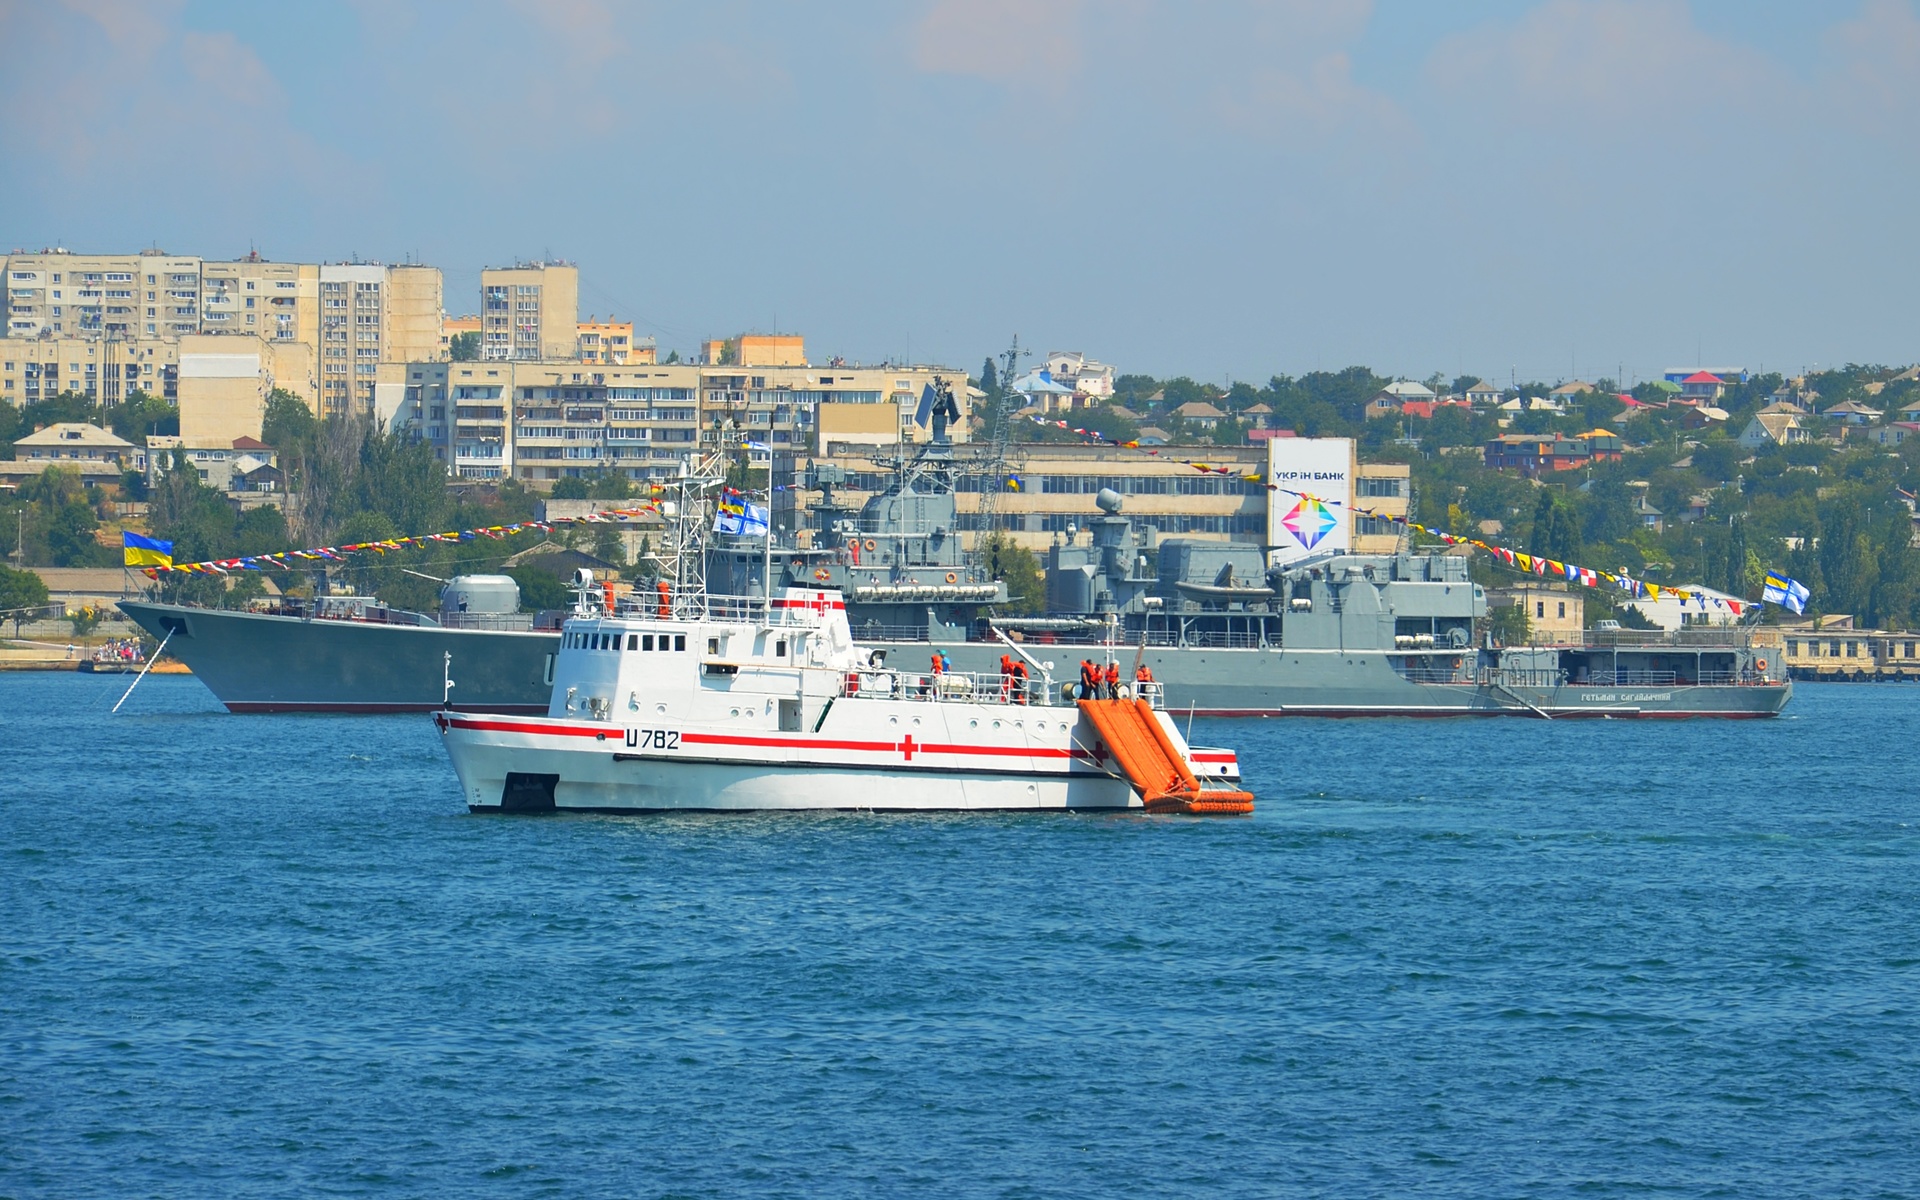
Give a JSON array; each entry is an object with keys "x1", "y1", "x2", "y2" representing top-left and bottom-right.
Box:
[{"x1": 388, "y1": 359, "x2": 967, "y2": 482}]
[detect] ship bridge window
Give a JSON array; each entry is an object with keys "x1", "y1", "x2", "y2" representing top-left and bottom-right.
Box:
[{"x1": 627, "y1": 634, "x2": 639, "y2": 650}]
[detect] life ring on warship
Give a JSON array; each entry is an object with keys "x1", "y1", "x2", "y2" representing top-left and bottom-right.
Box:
[
  {"x1": 1756, "y1": 658, "x2": 1768, "y2": 672},
  {"x1": 814, "y1": 568, "x2": 832, "y2": 581},
  {"x1": 945, "y1": 572, "x2": 957, "y2": 584},
  {"x1": 1449, "y1": 657, "x2": 1462, "y2": 670},
  {"x1": 865, "y1": 539, "x2": 877, "y2": 552}
]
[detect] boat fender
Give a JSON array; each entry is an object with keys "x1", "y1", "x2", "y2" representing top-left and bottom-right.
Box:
[
  {"x1": 1062, "y1": 682, "x2": 1079, "y2": 701},
  {"x1": 945, "y1": 572, "x2": 957, "y2": 584},
  {"x1": 1756, "y1": 657, "x2": 1767, "y2": 672}
]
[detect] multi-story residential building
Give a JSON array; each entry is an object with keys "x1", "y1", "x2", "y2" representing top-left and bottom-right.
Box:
[
  {"x1": 6, "y1": 248, "x2": 441, "y2": 419},
  {"x1": 3, "y1": 249, "x2": 204, "y2": 339},
  {"x1": 389, "y1": 358, "x2": 964, "y2": 485},
  {"x1": 314, "y1": 262, "x2": 445, "y2": 416},
  {"x1": 200, "y1": 255, "x2": 318, "y2": 345},
  {"x1": 1, "y1": 337, "x2": 180, "y2": 406},
  {"x1": 480, "y1": 262, "x2": 578, "y2": 361},
  {"x1": 577, "y1": 318, "x2": 654, "y2": 365}
]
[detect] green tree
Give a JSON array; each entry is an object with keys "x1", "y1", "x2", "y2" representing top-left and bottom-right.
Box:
[
  {"x1": 982, "y1": 531, "x2": 1044, "y2": 615},
  {"x1": 262, "y1": 388, "x2": 317, "y2": 454},
  {"x1": 105, "y1": 391, "x2": 179, "y2": 444},
  {"x1": 448, "y1": 332, "x2": 481, "y2": 361},
  {"x1": 550, "y1": 476, "x2": 590, "y2": 499},
  {"x1": 1529, "y1": 490, "x2": 1582, "y2": 561},
  {"x1": 506, "y1": 565, "x2": 570, "y2": 612},
  {"x1": 0, "y1": 564, "x2": 51, "y2": 635},
  {"x1": 1487, "y1": 601, "x2": 1529, "y2": 646},
  {"x1": 978, "y1": 356, "x2": 998, "y2": 397}
]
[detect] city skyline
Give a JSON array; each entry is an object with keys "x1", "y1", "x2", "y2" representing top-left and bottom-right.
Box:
[{"x1": 2, "y1": 0, "x2": 1915, "y2": 385}]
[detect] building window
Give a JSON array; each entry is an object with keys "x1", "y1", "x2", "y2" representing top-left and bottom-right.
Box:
[{"x1": 1535, "y1": 601, "x2": 1545, "y2": 618}]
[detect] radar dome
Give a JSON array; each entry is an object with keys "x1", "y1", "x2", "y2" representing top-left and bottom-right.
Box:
[{"x1": 1095, "y1": 488, "x2": 1124, "y2": 514}]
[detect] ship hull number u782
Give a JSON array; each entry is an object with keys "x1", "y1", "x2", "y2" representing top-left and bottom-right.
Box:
[{"x1": 624, "y1": 728, "x2": 680, "y2": 750}]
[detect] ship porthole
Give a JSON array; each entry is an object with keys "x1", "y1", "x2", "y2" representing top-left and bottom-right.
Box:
[
  {"x1": 969, "y1": 719, "x2": 978, "y2": 729},
  {"x1": 888, "y1": 715, "x2": 899, "y2": 726}
]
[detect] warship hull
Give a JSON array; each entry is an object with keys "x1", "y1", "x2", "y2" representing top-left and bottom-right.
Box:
[
  {"x1": 121, "y1": 599, "x2": 1787, "y2": 717},
  {"x1": 118, "y1": 600, "x2": 558, "y2": 714},
  {"x1": 920, "y1": 642, "x2": 1790, "y2": 718}
]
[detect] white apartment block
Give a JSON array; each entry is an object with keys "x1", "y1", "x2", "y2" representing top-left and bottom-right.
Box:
[{"x1": 386, "y1": 359, "x2": 965, "y2": 484}]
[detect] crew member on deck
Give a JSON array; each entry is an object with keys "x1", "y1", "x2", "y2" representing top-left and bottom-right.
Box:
[
  {"x1": 1079, "y1": 659, "x2": 1099, "y2": 699},
  {"x1": 1104, "y1": 661, "x2": 1121, "y2": 699},
  {"x1": 1136, "y1": 663, "x2": 1155, "y2": 686},
  {"x1": 1010, "y1": 658, "x2": 1030, "y2": 704}
]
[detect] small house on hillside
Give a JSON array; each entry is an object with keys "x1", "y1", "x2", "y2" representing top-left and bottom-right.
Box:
[
  {"x1": 1822, "y1": 399, "x2": 1883, "y2": 425},
  {"x1": 0, "y1": 423, "x2": 144, "y2": 483},
  {"x1": 1171, "y1": 401, "x2": 1226, "y2": 430},
  {"x1": 1465, "y1": 380, "x2": 1502, "y2": 406},
  {"x1": 1740, "y1": 412, "x2": 1808, "y2": 449}
]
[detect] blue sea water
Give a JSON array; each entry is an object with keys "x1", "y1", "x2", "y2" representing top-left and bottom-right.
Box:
[{"x1": 2, "y1": 674, "x2": 1917, "y2": 1198}]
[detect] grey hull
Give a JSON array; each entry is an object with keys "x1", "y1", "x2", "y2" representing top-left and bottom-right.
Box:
[
  {"x1": 118, "y1": 601, "x2": 1788, "y2": 718},
  {"x1": 118, "y1": 601, "x2": 558, "y2": 713},
  {"x1": 908, "y1": 643, "x2": 1792, "y2": 719}
]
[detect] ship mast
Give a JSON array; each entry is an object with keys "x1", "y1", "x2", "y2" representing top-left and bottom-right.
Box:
[{"x1": 970, "y1": 334, "x2": 1027, "y2": 576}]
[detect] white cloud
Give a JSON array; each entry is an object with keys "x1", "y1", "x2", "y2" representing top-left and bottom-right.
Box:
[
  {"x1": 1425, "y1": 0, "x2": 1784, "y2": 131},
  {"x1": 0, "y1": 0, "x2": 348, "y2": 241},
  {"x1": 912, "y1": 0, "x2": 1087, "y2": 82}
]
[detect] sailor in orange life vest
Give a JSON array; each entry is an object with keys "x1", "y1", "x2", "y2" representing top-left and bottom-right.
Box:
[
  {"x1": 1135, "y1": 663, "x2": 1155, "y2": 685},
  {"x1": 1079, "y1": 659, "x2": 1099, "y2": 699},
  {"x1": 1104, "y1": 661, "x2": 1121, "y2": 698},
  {"x1": 1009, "y1": 657, "x2": 1029, "y2": 703}
]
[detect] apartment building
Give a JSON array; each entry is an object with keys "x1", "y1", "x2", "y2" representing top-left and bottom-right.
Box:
[
  {"x1": 315, "y1": 263, "x2": 444, "y2": 417},
  {"x1": 577, "y1": 318, "x2": 654, "y2": 365},
  {"x1": 480, "y1": 262, "x2": 578, "y2": 361},
  {"x1": 389, "y1": 359, "x2": 964, "y2": 484},
  {"x1": 6, "y1": 248, "x2": 443, "y2": 419},
  {"x1": 200, "y1": 255, "x2": 318, "y2": 345},
  {"x1": 1, "y1": 337, "x2": 180, "y2": 406},
  {"x1": 4, "y1": 250, "x2": 204, "y2": 339}
]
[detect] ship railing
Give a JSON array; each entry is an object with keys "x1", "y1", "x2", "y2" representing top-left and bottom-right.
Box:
[
  {"x1": 1482, "y1": 667, "x2": 1565, "y2": 689},
  {"x1": 1528, "y1": 628, "x2": 1755, "y2": 649},
  {"x1": 1396, "y1": 666, "x2": 1470, "y2": 684},
  {"x1": 438, "y1": 612, "x2": 536, "y2": 632},
  {"x1": 1573, "y1": 669, "x2": 1744, "y2": 687},
  {"x1": 838, "y1": 668, "x2": 1057, "y2": 708}
]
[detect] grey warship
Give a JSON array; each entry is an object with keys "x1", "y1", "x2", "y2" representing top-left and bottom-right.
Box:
[{"x1": 121, "y1": 437, "x2": 1789, "y2": 717}]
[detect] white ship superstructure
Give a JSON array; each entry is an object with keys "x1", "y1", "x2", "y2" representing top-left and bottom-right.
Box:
[{"x1": 435, "y1": 581, "x2": 1250, "y2": 815}]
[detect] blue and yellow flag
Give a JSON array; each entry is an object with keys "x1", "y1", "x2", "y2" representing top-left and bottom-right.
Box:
[
  {"x1": 122, "y1": 531, "x2": 173, "y2": 569},
  {"x1": 1006, "y1": 475, "x2": 1022, "y2": 492}
]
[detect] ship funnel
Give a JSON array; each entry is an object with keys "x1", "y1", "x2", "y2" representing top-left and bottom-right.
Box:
[{"x1": 1095, "y1": 488, "x2": 1124, "y2": 515}]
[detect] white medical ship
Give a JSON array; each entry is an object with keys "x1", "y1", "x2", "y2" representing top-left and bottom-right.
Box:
[{"x1": 434, "y1": 575, "x2": 1252, "y2": 816}]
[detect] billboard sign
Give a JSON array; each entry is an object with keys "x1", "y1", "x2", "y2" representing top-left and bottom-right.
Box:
[{"x1": 1267, "y1": 437, "x2": 1352, "y2": 565}]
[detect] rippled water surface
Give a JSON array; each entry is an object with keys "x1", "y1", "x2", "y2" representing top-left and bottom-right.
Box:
[{"x1": 4, "y1": 674, "x2": 1918, "y2": 1197}]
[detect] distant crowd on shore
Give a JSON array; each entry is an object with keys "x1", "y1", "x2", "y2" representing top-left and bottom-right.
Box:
[{"x1": 88, "y1": 638, "x2": 146, "y2": 664}]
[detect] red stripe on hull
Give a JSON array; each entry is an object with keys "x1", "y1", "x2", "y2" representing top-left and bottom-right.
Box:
[{"x1": 230, "y1": 702, "x2": 548, "y2": 715}]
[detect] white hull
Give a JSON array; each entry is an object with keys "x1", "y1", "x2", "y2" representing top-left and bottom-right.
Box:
[{"x1": 436, "y1": 712, "x2": 1147, "y2": 813}]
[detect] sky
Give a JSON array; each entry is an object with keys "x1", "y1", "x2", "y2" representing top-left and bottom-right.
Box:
[{"x1": 0, "y1": 0, "x2": 1914, "y2": 387}]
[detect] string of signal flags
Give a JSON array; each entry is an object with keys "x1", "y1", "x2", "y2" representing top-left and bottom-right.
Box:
[
  {"x1": 1012, "y1": 412, "x2": 1785, "y2": 615},
  {"x1": 122, "y1": 499, "x2": 668, "y2": 577}
]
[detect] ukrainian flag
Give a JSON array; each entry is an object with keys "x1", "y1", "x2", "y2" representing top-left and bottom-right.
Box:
[
  {"x1": 123, "y1": 531, "x2": 173, "y2": 569},
  {"x1": 1006, "y1": 475, "x2": 1022, "y2": 492}
]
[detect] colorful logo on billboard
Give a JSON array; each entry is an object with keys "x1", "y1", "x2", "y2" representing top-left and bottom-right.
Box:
[{"x1": 1282, "y1": 496, "x2": 1339, "y2": 550}]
